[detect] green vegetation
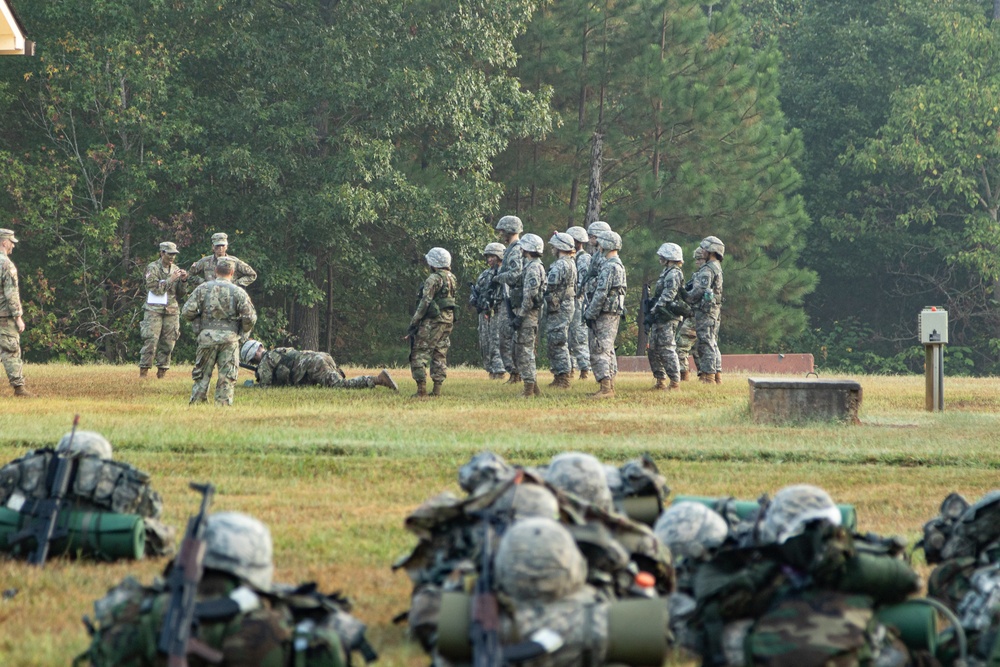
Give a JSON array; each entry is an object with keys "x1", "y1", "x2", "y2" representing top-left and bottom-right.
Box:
[{"x1": 2, "y1": 364, "x2": 999, "y2": 665}]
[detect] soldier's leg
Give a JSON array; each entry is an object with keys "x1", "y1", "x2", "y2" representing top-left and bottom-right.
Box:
[
  {"x1": 138, "y1": 311, "x2": 161, "y2": 370},
  {"x1": 214, "y1": 341, "x2": 239, "y2": 405},
  {"x1": 569, "y1": 298, "x2": 591, "y2": 372},
  {"x1": 663, "y1": 319, "x2": 681, "y2": 383},
  {"x1": 156, "y1": 313, "x2": 180, "y2": 369},
  {"x1": 601, "y1": 313, "x2": 621, "y2": 380},
  {"x1": 590, "y1": 314, "x2": 616, "y2": 382},
  {"x1": 410, "y1": 321, "x2": 433, "y2": 383},
  {"x1": 486, "y1": 314, "x2": 505, "y2": 375},
  {"x1": 515, "y1": 313, "x2": 538, "y2": 383},
  {"x1": 478, "y1": 314, "x2": 491, "y2": 372},
  {"x1": 648, "y1": 322, "x2": 667, "y2": 380},
  {"x1": 712, "y1": 317, "x2": 722, "y2": 373},
  {"x1": 429, "y1": 322, "x2": 453, "y2": 383},
  {"x1": 676, "y1": 318, "x2": 695, "y2": 375},
  {"x1": 0, "y1": 319, "x2": 24, "y2": 388},
  {"x1": 190, "y1": 343, "x2": 214, "y2": 403},
  {"x1": 546, "y1": 310, "x2": 572, "y2": 377},
  {"x1": 497, "y1": 309, "x2": 516, "y2": 374},
  {"x1": 695, "y1": 314, "x2": 716, "y2": 376}
]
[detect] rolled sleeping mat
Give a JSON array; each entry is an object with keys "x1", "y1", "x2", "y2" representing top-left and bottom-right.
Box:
[
  {"x1": 605, "y1": 598, "x2": 670, "y2": 666},
  {"x1": 0, "y1": 507, "x2": 146, "y2": 561},
  {"x1": 437, "y1": 591, "x2": 472, "y2": 662},
  {"x1": 875, "y1": 600, "x2": 937, "y2": 654},
  {"x1": 671, "y1": 495, "x2": 857, "y2": 533},
  {"x1": 837, "y1": 553, "x2": 920, "y2": 605},
  {"x1": 616, "y1": 496, "x2": 661, "y2": 526}
]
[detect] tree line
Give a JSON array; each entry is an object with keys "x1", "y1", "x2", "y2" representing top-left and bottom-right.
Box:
[{"x1": 1, "y1": 0, "x2": 998, "y2": 374}]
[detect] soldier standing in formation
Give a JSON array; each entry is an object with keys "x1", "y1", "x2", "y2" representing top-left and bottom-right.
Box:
[
  {"x1": 181, "y1": 259, "x2": 257, "y2": 405},
  {"x1": 584, "y1": 230, "x2": 627, "y2": 399},
  {"x1": 544, "y1": 232, "x2": 578, "y2": 389},
  {"x1": 686, "y1": 235, "x2": 724, "y2": 384},
  {"x1": 0, "y1": 228, "x2": 29, "y2": 397},
  {"x1": 240, "y1": 339, "x2": 397, "y2": 391},
  {"x1": 491, "y1": 215, "x2": 524, "y2": 384},
  {"x1": 139, "y1": 242, "x2": 188, "y2": 379},
  {"x1": 675, "y1": 244, "x2": 704, "y2": 381},
  {"x1": 406, "y1": 247, "x2": 457, "y2": 398},
  {"x1": 647, "y1": 242, "x2": 685, "y2": 391},
  {"x1": 470, "y1": 242, "x2": 506, "y2": 380},
  {"x1": 188, "y1": 232, "x2": 257, "y2": 289},
  {"x1": 565, "y1": 225, "x2": 592, "y2": 380},
  {"x1": 513, "y1": 234, "x2": 546, "y2": 398}
]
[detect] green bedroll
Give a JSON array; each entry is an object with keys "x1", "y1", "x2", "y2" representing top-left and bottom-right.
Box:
[{"x1": 0, "y1": 507, "x2": 145, "y2": 561}]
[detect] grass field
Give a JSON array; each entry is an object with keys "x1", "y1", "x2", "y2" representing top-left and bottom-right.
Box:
[{"x1": 1, "y1": 363, "x2": 999, "y2": 666}]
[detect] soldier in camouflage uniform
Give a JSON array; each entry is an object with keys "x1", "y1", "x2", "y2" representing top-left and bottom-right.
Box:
[
  {"x1": 646, "y1": 243, "x2": 686, "y2": 391},
  {"x1": 240, "y1": 339, "x2": 397, "y2": 391},
  {"x1": 181, "y1": 259, "x2": 257, "y2": 405},
  {"x1": 407, "y1": 247, "x2": 457, "y2": 398},
  {"x1": 675, "y1": 245, "x2": 705, "y2": 381},
  {"x1": 513, "y1": 234, "x2": 546, "y2": 398},
  {"x1": 491, "y1": 215, "x2": 524, "y2": 383},
  {"x1": 0, "y1": 228, "x2": 30, "y2": 397},
  {"x1": 685, "y1": 236, "x2": 724, "y2": 384},
  {"x1": 544, "y1": 232, "x2": 577, "y2": 390},
  {"x1": 76, "y1": 511, "x2": 377, "y2": 667},
  {"x1": 187, "y1": 232, "x2": 257, "y2": 288},
  {"x1": 470, "y1": 242, "x2": 506, "y2": 380},
  {"x1": 565, "y1": 226, "x2": 592, "y2": 379},
  {"x1": 139, "y1": 242, "x2": 188, "y2": 379},
  {"x1": 584, "y1": 230, "x2": 626, "y2": 399}
]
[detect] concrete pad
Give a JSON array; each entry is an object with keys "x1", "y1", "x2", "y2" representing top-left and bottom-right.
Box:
[
  {"x1": 748, "y1": 377, "x2": 863, "y2": 424},
  {"x1": 616, "y1": 354, "x2": 815, "y2": 374}
]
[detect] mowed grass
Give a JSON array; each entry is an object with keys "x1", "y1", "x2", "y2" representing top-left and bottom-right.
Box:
[{"x1": 1, "y1": 363, "x2": 999, "y2": 666}]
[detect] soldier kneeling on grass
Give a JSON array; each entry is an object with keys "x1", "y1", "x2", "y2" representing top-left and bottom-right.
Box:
[
  {"x1": 75, "y1": 511, "x2": 378, "y2": 667},
  {"x1": 240, "y1": 339, "x2": 397, "y2": 391},
  {"x1": 0, "y1": 430, "x2": 175, "y2": 559}
]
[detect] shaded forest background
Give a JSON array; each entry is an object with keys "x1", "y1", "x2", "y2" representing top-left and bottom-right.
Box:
[{"x1": 2, "y1": 0, "x2": 1000, "y2": 374}]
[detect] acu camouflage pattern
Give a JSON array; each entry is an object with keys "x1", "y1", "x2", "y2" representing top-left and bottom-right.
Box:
[
  {"x1": 140, "y1": 258, "x2": 188, "y2": 370},
  {"x1": 585, "y1": 256, "x2": 626, "y2": 382},
  {"x1": 493, "y1": 241, "x2": 524, "y2": 374},
  {"x1": 188, "y1": 253, "x2": 257, "y2": 288},
  {"x1": 515, "y1": 258, "x2": 546, "y2": 383},
  {"x1": 472, "y1": 266, "x2": 504, "y2": 374},
  {"x1": 675, "y1": 316, "x2": 698, "y2": 373},
  {"x1": 0, "y1": 252, "x2": 24, "y2": 388},
  {"x1": 256, "y1": 348, "x2": 377, "y2": 389},
  {"x1": 545, "y1": 256, "x2": 577, "y2": 376},
  {"x1": 647, "y1": 265, "x2": 684, "y2": 382},
  {"x1": 75, "y1": 572, "x2": 367, "y2": 667},
  {"x1": 686, "y1": 259, "x2": 723, "y2": 375},
  {"x1": 0, "y1": 448, "x2": 175, "y2": 556},
  {"x1": 409, "y1": 269, "x2": 457, "y2": 383},
  {"x1": 182, "y1": 279, "x2": 257, "y2": 405},
  {"x1": 570, "y1": 250, "x2": 592, "y2": 372},
  {"x1": 500, "y1": 590, "x2": 612, "y2": 667}
]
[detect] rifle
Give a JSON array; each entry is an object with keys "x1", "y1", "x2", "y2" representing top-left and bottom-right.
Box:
[
  {"x1": 641, "y1": 282, "x2": 653, "y2": 336},
  {"x1": 8, "y1": 414, "x2": 81, "y2": 567},
  {"x1": 238, "y1": 362, "x2": 258, "y2": 373},
  {"x1": 158, "y1": 482, "x2": 222, "y2": 667},
  {"x1": 502, "y1": 284, "x2": 519, "y2": 330}
]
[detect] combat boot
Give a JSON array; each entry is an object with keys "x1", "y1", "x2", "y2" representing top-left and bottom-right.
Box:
[
  {"x1": 156, "y1": 367, "x2": 167, "y2": 379},
  {"x1": 375, "y1": 369, "x2": 398, "y2": 391},
  {"x1": 650, "y1": 378, "x2": 667, "y2": 391},
  {"x1": 523, "y1": 381, "x2": 538, "y2": 398},
  {"x1": 549, "y1": 373, "x2": 571, "y2": 389},
  {"x1": 431, "y1": 381, "x2": 443, "y2": 396},
  {"x1": 589, "y1": 378, "x2": 614, "y2": 399},
  {"x1": 699, "y1": 373, "x2": 714, "y2": 384},
  {"x1": 715, "y1": 372, "x2": 722, "y2": 384},
  {"x1": 669, "y1": 380, "x2": 680, "y2": 390},
  {"x1": 533, "y1": 381, "x2": 541, "y2": 396},
  {"x1": 579, "y1": 369, "x2": 590, "y2": 380},
  {"x1": 189, "y1": 392, "x2": 208, "y2": 404},
  {"x1": 490, "y1": 372, "x2": 507, "y2": 381},
  {"x1": 680, "y1": 370, "x2": 689, "y2": 381},
  {"x1": 412, "y1": 381, "x2": 428, "y2": 398},
  {"x1": 13, "y1": 385, "x2": 33, "y2": 398},
  {"x1": 139, "y1": 367, "x2": 149, "y2": 378},
  {"x1": 505, "y1": 372, "x2": 521, "y2": 385}
]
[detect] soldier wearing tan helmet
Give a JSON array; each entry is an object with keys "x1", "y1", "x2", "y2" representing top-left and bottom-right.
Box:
[
  {"x1": 470, "y1": 242, "x2": 506, "y2": 379},
  {"x1": 490, "y1": 215, "x2": 524, "y2": 383},
  {"x1": 187, "y1": 232, "x2": 257, "y2": 289},
  {"x1": 139, "y1": 242, "x2": 189, "y2": 379},
  {"x1": 0, "y1": 228, "x2": 30, "y2": 396},
  {"x1": 545, "y1": 232, "x2": 578, "y2": 389},
  {"x1": 685, "y1": 236, "x2": 724, "y2": 384},
  {"x1": 675, "y1": 245, "x2": 705, "y2": 381},
  {"x1": 406, "y1": 247, "x2": 457, "y2": 397},
  {"x1": 513, "y1": 234, "x2": 546, "y2": 397},
  {"x1": 565, "y1": 226, "x2": 592, "y2": 379}
]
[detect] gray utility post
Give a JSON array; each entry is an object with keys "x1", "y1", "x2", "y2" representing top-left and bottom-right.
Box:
[{"x1": 919, "y1": 306, "x2": 948, "y2": 412}]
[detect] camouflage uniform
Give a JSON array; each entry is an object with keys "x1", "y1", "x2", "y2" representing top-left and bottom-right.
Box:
[
  {"x1": 188, "y1": 253, "x2": 257, "y2": 288},
  {"x1": 514, "y1": 257, "x2": 546, "y2": 384},
  {"x1": 570, "y1": 249, "x2": 592, "y2": 373},
  {"x1": 676, "y1": 316, "x2": 697, "y2": 376},
  {"x1": 472, "y1": 266, "x2": 504, "y2": 375},
  {"x1": 139, "y1": 256, "x2": 187, "y2": 371},
  {"x1": 181, "y1": 275, "x2": 256, "y2": 405},
  {"x1": 253, "y1": 348, "x2": 373, "y2": 388},
  {"x1": 686, "y1": 259, "x2": 723, "y2": 377},
  {"x1": 493, "y1": 241, "x2": 524, "y2": 375},
  {"x1": 647, "y1": 265, "x2": 684, "y2": 383},
  {"x1": 409, "y1": 269, "x2": 457, "y2": 384},
  {"x1": 0, "y1": 245, "x2": 24, "y2": 390},
  {"x1": 584, "y1": 256, "x2": 626, "y2": 383},
  {"x1": 544, "y1": 256, "x2": 577, "y2": 378}
]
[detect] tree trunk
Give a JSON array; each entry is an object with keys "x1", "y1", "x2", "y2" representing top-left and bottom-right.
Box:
[
  {"x1": 584, "y1": 129, "x2": 603, "y2": 225},
  {"x1": 325, "y1": 261, "x2": 334, "y2": 353}
]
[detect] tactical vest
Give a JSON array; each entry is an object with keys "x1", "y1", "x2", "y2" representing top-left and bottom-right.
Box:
[
  {"x1": 697, "y1": 261, "x2": 723, "y2": 314},
  {"x1": 200, "y1": 281, "x2": 242, "y2": 332},
  {"x1": 422, "y1": 271, "x2": 458, "y2": 320},
  {"x1": 599, "y1": 258, "x2": 627, "y2": 314}
]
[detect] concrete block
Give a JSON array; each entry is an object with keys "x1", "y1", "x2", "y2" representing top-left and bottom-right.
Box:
[{"x1": 748, "y1": 377, "x2": 862, "y2": 424}]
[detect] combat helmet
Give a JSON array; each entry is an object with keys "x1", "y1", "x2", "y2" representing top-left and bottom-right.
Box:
[
  {"x1": 693, "y1": 246, "x2": 706, "y2": 261},
  {"x1": 425, "y1": 247, "x2": 452, "y2": 269},
  {"x1": 565, "y1": 226, "x2": 589, "y2": 245},
  {"x1": 495, "y1": 215, "x2": 523, "y2": 235},
  {"x1": 496, "y1": 517, "x2": 587, "y2": 602},
  {"x1": 57, "y1": 431, "x2": 112, "y2": 460},
  {"x1": 483, "y1": 242, "x2": 505, "y2": 258},
  {"x1": 654, "y1": 502, "x2": 727, "y2": 560},
  {"x1": 202, "y1": 512, "x2": 275, "y2": 591},
  {"x1": 549, "y1": 232, "x2": 575, "y2": 253},
  {"x1": 587, "y1": 221, "x2": 611, "y2": 236},
  {"x1": 458, "y1": 451, "x2": 513, "y2": 494},
  {"x1": 544, "y1": 452, "x2": 614, "y2": 511},
  {"x1": 759, "y1": 484, "x2": 840, "y2": 545},
  {"x1": 241, "y1": 339, "x2": 264, "y2": 366},
  {"x1": 492, "y1": 483, "x2": 560, "y2": 521},
  {"x1": 699, "y1": 235, "x2": 725, "y2": 259},
  {"x1": 656, "y1": 243, "x2": 683, "y2": 262},
  {"x1": 596, "y1": 231, "x2": 622, "y2": 252},
  {"x1": 519, "y1": 233, "x2": 544, "y2": 255}
]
